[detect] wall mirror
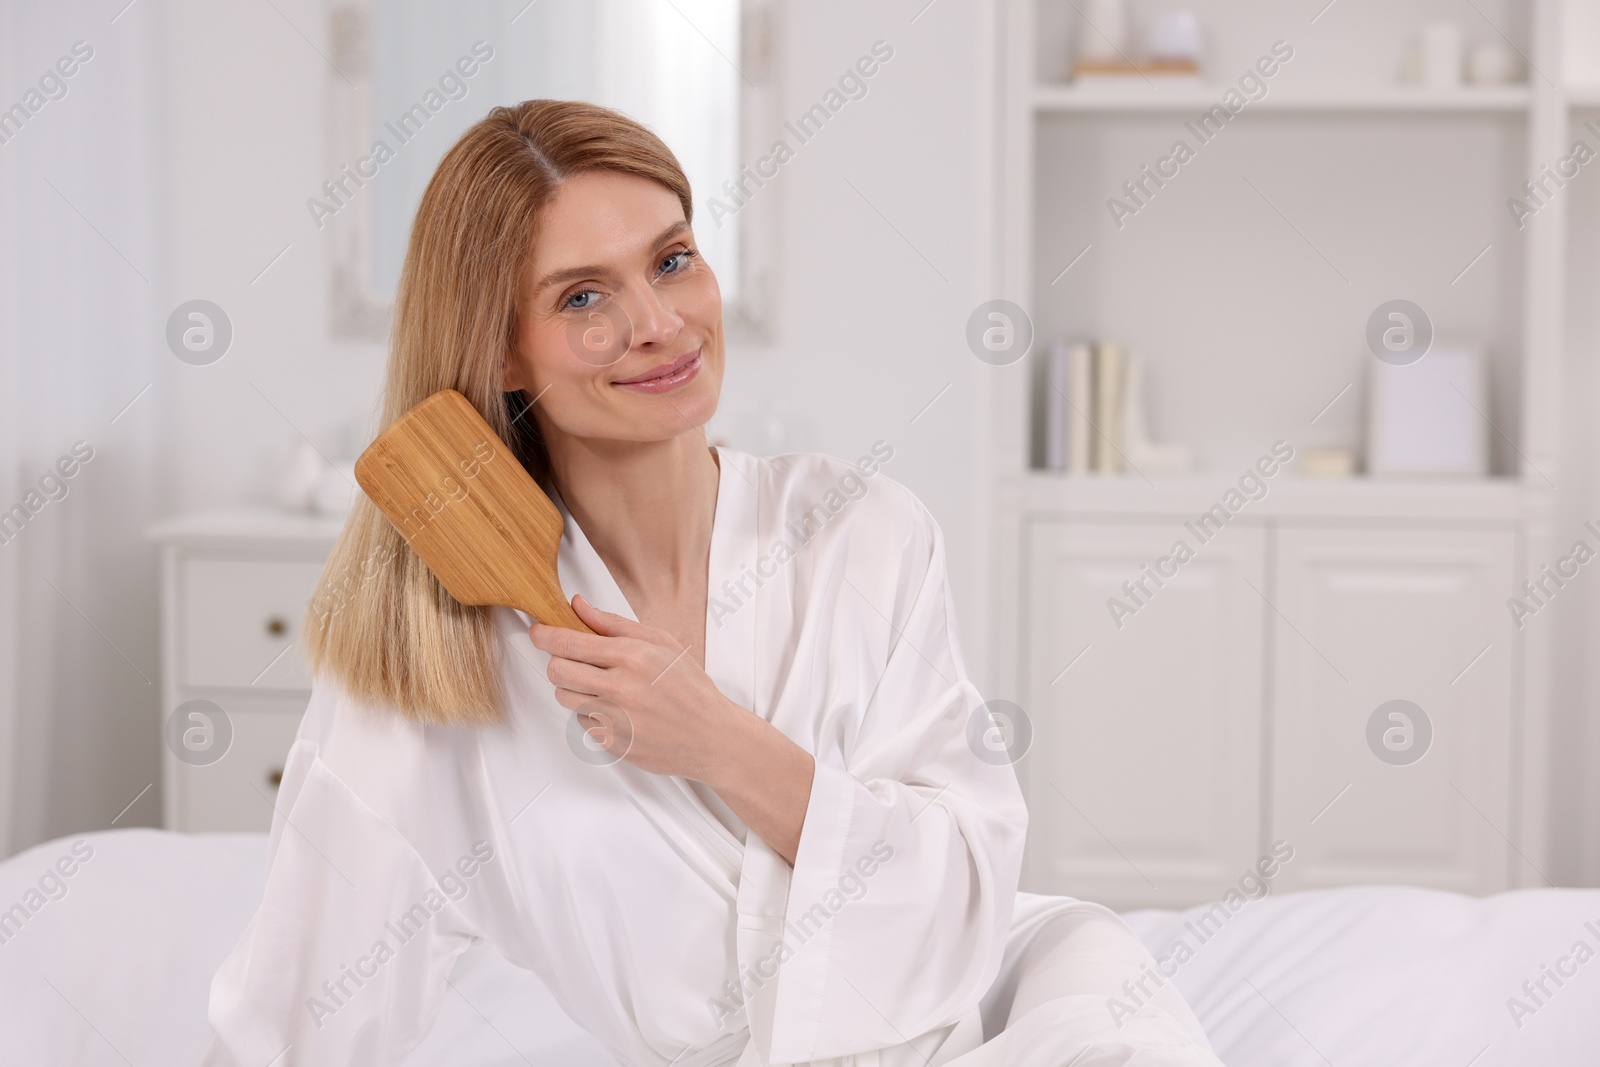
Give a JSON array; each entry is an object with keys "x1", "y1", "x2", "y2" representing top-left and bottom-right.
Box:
[{"x1": 322, "y1": 0, "x2": 778, "y2": 342}]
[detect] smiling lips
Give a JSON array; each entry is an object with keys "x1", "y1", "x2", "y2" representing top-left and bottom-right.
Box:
[{"x1": 612, "y1": 349, "x2": 702, "y2": 394}]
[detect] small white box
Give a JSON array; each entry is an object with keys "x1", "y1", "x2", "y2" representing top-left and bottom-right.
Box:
[
  {"x1": 1366, "y1": 347, "x2": 1489, "y2": 477},
  {"x1": 1565, "y1": 0, "x2": 1600, "y2": 85}
]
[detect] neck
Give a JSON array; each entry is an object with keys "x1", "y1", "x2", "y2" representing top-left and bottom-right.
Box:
[{"x1": 543, "y1": 429, "x2": 720, "y2": 599}]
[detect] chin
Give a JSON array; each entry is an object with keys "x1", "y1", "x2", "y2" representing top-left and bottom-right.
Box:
[
  {"x1": 667, "y1": 382, "x2": 720, "y2": 433},
  {"x1": 653, "y1": 370, "x2": 720, "y2": 412}
]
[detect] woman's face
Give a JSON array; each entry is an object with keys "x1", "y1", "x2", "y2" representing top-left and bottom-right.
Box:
[{"x1": 506, "y1": 170, "x2": 723, "y2": 453}]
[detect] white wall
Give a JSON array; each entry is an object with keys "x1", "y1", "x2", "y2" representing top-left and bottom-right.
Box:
[
  {"x1": 163, "y1": 0, "x2": 388, "y2": 513},
  {"x1": 1, "y1": 1, "x2": 167, "y2": 853},
  {"x1": 716, "y1": 0, "x2": 999, "y2": 675}
]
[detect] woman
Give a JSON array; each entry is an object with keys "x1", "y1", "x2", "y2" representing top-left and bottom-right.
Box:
[{"x1": 204, "y1": 100, "x2": 1224, "y2": 1067}]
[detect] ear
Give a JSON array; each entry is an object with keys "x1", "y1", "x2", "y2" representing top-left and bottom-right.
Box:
[{"x1": 501, "y1": 352, "x2": 529, "y2": 392}]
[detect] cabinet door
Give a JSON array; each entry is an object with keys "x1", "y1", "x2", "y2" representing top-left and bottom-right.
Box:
[
  {"x1": 174, "y1": 701, "x2": 306, "y2": 832},
  {"x1": 1023, "y1": 519, "x2": 1266, "y2": 909},
  {"x1": 1270, "y1": 526, "x2": 1516, "y2": 894},
  {"x1": 180, "y1": 557, "x2": 325, "y2": 691}
]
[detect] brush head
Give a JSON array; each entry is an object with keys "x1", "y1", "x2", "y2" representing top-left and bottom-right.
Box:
[{"x1": 355, "y1": 390, "x2": 590, "y2": 632}]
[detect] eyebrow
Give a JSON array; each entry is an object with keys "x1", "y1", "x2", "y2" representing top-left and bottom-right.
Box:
[{"x1": 533, "y1": 221, "x2": 691, "y2": 293}]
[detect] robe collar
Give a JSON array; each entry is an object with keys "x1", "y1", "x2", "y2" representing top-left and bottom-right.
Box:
[
  {"x1": 532, "y1": 447, "x2": 764, "y2": 884},
  {"x1": 518, "y1": 446, "x2": 792, "y2": 1058}
]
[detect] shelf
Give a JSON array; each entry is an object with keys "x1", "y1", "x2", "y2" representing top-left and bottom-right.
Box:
[
  {"x1": 1033, "y1": 83, "x2": 1533, "y2": 114},
  {"x1": 1008, "y1": 473, "x2": 1531, "y2": 523},
  {"x1": 148, "y1": 508, "x2": 347, "y2": 549}
]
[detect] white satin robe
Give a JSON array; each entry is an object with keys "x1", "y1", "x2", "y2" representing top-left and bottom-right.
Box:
[{"x1": 203, "y1": 446, "x2": 1223, "y2": 1067}]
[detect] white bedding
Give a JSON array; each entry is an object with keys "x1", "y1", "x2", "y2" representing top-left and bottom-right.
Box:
[{"x1": 0, "y1": 830, "x2": 1594, "y2": 1065}]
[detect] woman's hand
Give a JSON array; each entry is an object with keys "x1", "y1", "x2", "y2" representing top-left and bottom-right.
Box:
[
  {"x1": 529, "y1": 594, "x2": 744, "y2": 781},
  {"x1": 528, "y1": 594, "x2": 815, "y2": 864}
]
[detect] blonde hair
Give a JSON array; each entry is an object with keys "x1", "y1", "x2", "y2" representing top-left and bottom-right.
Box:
[{"x1": 304, "y1": 100, "x2": 694, "y2": 726}]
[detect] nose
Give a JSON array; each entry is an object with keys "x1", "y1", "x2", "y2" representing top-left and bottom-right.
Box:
[{"x1": 620, "y1": 281, "x2": 683, "y2": 350}]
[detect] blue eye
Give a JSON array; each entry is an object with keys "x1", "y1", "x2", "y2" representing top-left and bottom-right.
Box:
[
  {"x1": 658, "y1": 249, "x2": 697, "y2": 277},
  {"x1": 564, "y1": 289, "x2": 600, "y2": 311}
]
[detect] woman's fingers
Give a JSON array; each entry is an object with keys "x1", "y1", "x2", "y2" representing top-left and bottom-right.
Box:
[
  {"x1": 528, "y1": 620, "x2": 629, "y2": 667},
  {"x1": 545, "y1": 656, "x2": 609, "y2": 698},
  {"x1": 553, "y1": 686, "x2": 605, "y2": 713},
  {"x1": 530, "y1": 596, "x2": 667, "y2": 661},
  {"x1": 571, "y1": 594, "x2": 657, "y2": 641}
]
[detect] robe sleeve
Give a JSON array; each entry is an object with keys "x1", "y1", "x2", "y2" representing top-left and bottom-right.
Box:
[
  {"x1": 200, "y1": 724, "x2": 479, "y2": 1066},
  {"x1": 763, "y1": 493, "x2": 1029, "y2": 1063}
]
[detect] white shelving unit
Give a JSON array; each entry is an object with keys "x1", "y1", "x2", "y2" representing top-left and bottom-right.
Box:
[
  {"x1": 992, "y1": 0, "x2": 1575, "y2": 908},
  {"x1": 1033, "y1": 84, "x2": 1534, "y2": 113}
]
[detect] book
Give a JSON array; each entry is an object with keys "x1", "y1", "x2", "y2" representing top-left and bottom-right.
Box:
[
  {"x1": 1045, "y1": 342, "x2": 1070, "y2": 470},
  {"x1": 1071, "y1": 59, "x2": 1206, "y2": 88},
  {"x1": 1071, "y1": 58, "x2": 1202, "y2": 77},
  {"x1": 1094, "y1": 341, "x2": 1125, "y2": 474},
  {"x1": 1068, "y1": 342, "x2": 1093, "y2": 475}
]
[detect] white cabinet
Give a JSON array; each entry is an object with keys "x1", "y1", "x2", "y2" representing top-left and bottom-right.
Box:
[
  {"x1": 1022, "y1": 520, "x2": 1266, "y2": 909},
  {"x1": 1018, "y1": 511, "x2": 1523, "y2": 908},
  {"x1": 149, "y1": 511, "x2": 342, "y2": 832},
  {"x1": 1270, "y1": 526, "x2": 1516, "y2": 895}
]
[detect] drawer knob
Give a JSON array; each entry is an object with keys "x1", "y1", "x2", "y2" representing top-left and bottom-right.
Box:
[
  {"x1": 268, "y1": 768, "x2": 284, "y2": 788},
  {"x1": 265, "y1": 616, "x2": 288, "y2": 637}
]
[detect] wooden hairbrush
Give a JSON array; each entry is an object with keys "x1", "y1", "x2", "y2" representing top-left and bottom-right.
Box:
[{"x1": 354, "y1": 389, "x2": 592, "y2": 632}]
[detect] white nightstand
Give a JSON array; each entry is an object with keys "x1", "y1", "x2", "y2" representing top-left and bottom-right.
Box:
[{"x1": 148, "y1": 510, "x2": 343, "y2": 832}]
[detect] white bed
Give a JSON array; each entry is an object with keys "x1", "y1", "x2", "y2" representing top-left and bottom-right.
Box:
[{"x1": 1, "y1": 829, "x2": 1594, "y2": 1065}]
